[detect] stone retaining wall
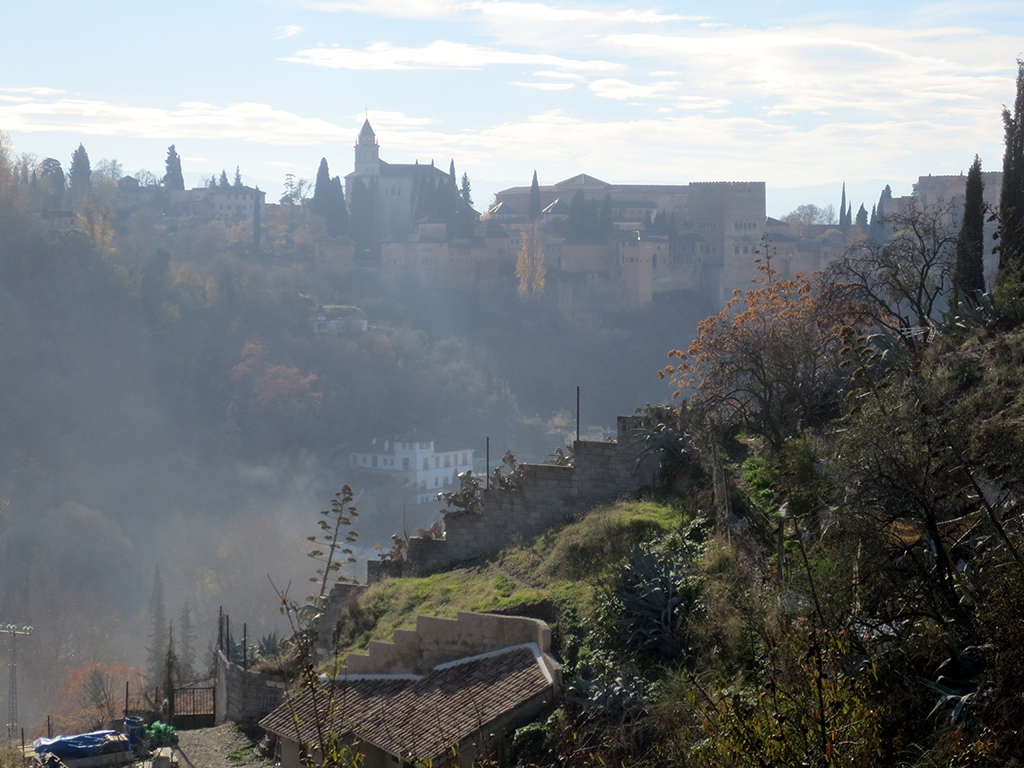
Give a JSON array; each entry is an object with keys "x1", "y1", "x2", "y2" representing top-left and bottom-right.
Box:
[
  {"x1": 214, "y1": 650, "x2": 288, "y2": 724},
  {"x1": 367, "y1": 415, "x2": 650, "y2": 581}
]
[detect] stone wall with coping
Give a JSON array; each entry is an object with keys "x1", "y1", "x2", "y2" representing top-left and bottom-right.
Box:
[{"x1": 343, "y1": 611, "x2": 553, "y2": 675}]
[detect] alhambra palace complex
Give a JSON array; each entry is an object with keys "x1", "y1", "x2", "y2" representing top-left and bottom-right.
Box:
[{"x1": 315, "y1": 119, "x2": 1001, "y2": 312}]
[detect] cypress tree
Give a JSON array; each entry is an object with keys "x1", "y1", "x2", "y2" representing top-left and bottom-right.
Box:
[
  {"x1": 311, "y1": 158, "x2": 332, "y2": 219},
  {"x1": 252, "y1": 186, "x2": 262, "y2": 254},
  {"x1": 219, "y1": 169, "x2": 230, "y2": 188},
  {"x1": 840, "y1": 183, "x2": 849, "y2": 231},
  {"x1": 163, "y1": 146, "x2": 184, "y2": 191},
  {"x1": 997, "y1": 59, "x2": 1024, "y2": 287},
  {"x1": 233, "y1": 165, "x2": 242, "y2": 187},
  {"x1": 955, "y1": 155, "x2": 986, "y2": 297},
  {"x1": 855, "y1": 203, "x2": 868, "y2": 228},
  {"x1": 528, "y1": 171, "x2": 542, "y2": 222},
  {"x1": 327, "y1": 176, "x2": 349, "y2": 237},
  {"x1": 69, "y1": 144, "x2": 91, "y2": 203}
]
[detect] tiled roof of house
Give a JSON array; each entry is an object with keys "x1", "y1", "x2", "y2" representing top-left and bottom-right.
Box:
[{"x1": 260, "y1": 645, "x2": 553, "y2": 764}]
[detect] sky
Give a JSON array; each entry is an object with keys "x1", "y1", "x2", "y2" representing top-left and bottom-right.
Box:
[{"x1": 2, "y1": 0, "x2": 1023, "y2": 217}]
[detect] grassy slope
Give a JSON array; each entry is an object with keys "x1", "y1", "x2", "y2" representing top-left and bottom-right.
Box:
[{"x1": 335, "y1": 499, "x2": 688, "y2": 658}]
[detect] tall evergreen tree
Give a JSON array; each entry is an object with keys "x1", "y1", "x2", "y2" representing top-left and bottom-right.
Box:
[
  {"x1": 233, "y1": 165, "x2": 242, "y2": 187},
  {"x1": 177, "y1": 603, "x2": 197, "y2": 684},
  {"x1": 69, "y1": 144, "x2": 91, "y2": 204},
  {"x1": 163, "y1": 145, "x2": 184, "y2": 191},
  {"x1": 955, "y1": 155, "x2": 987, "y2": 297},
  {"x1": 840, "y1": 182, "x2": 849, "y2": 231},
  {"x1": 528, "y1": 171, "x2": 542, "y2": 223},
  {"x1": 599, "y1": 193, "x2": 614, "y2": 238},
  {"x1": 997, "y1": 59, "x2": 1024, "y2": 292},
  {"x1": 460, "y1": 172, "x2": 473, "y2": 207},
  {"x1": 38, "y1": 157, "x2": 65, "y2": 207},
  {"x1": 219, "y1": 169, "x2": 230, "y2": 188},
  {"x1": 855, "y1": 203, "x2": 868, "y2": 228},
  {"x1": 146, "y1": 566, "x2": 168, "y2": 686},
  {"x1": 253, "y1": 186, "x2": 262, "y2": 253},
  {"x1": 326, "y1": 176, "x2": 349, "y2": 237},
  {"x1": 311, "y1": 158, "x2": 332, "y2": 219}
]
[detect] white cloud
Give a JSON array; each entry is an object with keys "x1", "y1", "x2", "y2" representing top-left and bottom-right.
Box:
[
  {"x1": 290, "y1": 0, "x2": 458, "y2": 18},
  {"x1": 274, "y1": 25, "x2": 305, "y2": 39},
  {"x1": 0, "y1": 98, "x2": 349, "y2": 145},
  {"x1": 602, "y1": 24, "x2": 1018, "y2": 121},
  {"x1": 0, "y1": 86, "x2": 66, "y2": 95},
  {"x1": 533, "y1": 70, "x2": 585, "y2": 80},
  {"x1": 511, "y1": 81, "x2": 576, "y2": 90},
  {"x1": 281, "y1": 40, "x2": 620, "y2": 71},
  {"x1": 460, "y1": 1, "x2": 706, "y2": 24},
  {"x1": 589, "y1": 79, "x2": 680, "y2": 100}
]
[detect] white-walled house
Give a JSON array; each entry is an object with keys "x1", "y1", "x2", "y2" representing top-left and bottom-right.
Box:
[{"x1": 351, "y1": 439, "x2": 473, "y2": 504}]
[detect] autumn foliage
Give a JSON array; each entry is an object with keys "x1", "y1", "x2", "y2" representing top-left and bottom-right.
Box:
[
  {"x1": 52, "y1": 662, "x2": 145, "y2": 734},
  {"x1": 661, "y1": 251, "x2": 867, "y2": 448}
]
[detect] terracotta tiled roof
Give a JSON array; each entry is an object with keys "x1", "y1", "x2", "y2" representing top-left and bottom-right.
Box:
[{"x1": 260, "y1": 646, "x2": 553, "y2": 763}]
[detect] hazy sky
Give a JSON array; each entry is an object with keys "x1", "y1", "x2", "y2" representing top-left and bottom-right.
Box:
[{"x1": 2, "y1": 0, "x2": 1022, "y2": 214}]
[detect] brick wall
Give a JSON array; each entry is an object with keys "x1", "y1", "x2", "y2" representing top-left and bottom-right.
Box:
[
  {"x1": 370, "y1": 416, "x2": 649, "y2": 580},
  {"x1": 214, "y1": 650, "x2": 288, "y2": 724}
]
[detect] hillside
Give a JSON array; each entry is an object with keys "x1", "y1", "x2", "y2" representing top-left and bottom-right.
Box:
[{"x1": 279, "y1": 290, "x2": 1024, "y2": 767}]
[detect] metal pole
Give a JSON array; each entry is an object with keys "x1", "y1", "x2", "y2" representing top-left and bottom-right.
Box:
[{"x1": 576, "y1": 386, "x2": 580, "y2": 441}]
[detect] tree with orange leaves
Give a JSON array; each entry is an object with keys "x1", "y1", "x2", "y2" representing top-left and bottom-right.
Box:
[
  {"x1": 661, "y1": 242, "x2": 867, "y2": 449},
  {"x1": 54, "y1": 662, "x2": 145, "y2": 733}
]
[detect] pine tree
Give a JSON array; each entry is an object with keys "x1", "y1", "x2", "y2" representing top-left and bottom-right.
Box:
[
  {"x1": 219, "y1": 169, "x2": 230, "y2": 188},
  {"x1": 528, "y1": 171, "x2": 542, "y2": 223},
  {"x1": 146, "y1": 566, "x2": 168, "y2": 687},
  {"x1": 163, "y1": 145, "x2": 184, "y2": 191},
  {"x1": 955, "y1": 155, "x2": 986, "y2": 297},
  {"x1": 69, "y1": 144, "x2": 91, "y2": 203},
  {"x1": 460, "y1": 172, "x2": 473, "y2": 207},
  {"x1": 178, "y1": 603, "x2": 197, "y2": 684},
  {"x1": 997, "y1": 59, "x2": 1024, "y2": 294}
]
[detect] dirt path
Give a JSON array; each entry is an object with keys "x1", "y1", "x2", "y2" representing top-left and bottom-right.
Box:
[{"x1": 174, "y1": 724, "x2": 271, "y2": 768}]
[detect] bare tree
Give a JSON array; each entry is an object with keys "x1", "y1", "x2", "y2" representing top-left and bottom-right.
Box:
[{"x1": 825, "y1": 199, "x2": 958, "y2": 356}]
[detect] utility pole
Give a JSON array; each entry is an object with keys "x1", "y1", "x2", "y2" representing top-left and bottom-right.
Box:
[{"x1": 5, "y1": 624, "x2": 31, "y2": 743}]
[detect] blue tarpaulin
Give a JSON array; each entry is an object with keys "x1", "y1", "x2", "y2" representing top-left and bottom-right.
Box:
[{"x1": 32, "y1": 731, "x2": 130, "y2": 759}]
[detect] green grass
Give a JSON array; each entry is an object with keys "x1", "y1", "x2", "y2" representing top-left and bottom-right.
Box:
[{"x1": 335, "y1": 499, "x2": 686, "y2": 660}]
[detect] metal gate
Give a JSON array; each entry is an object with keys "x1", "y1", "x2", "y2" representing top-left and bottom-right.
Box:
[{"x1": 172, "y1": 686, "x2": 215, "y2": 730}]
